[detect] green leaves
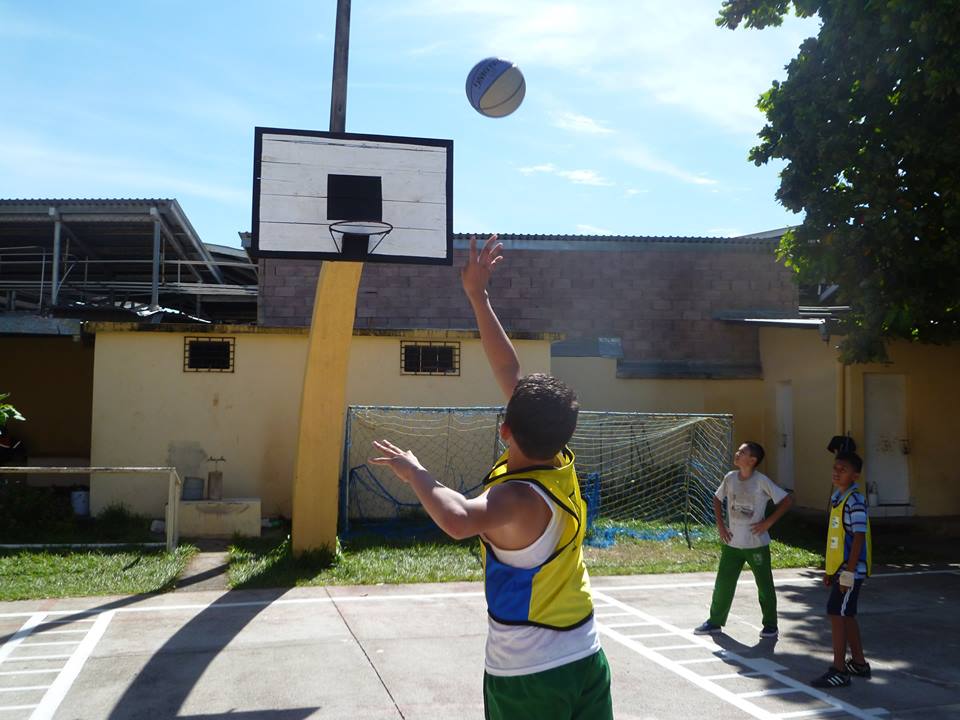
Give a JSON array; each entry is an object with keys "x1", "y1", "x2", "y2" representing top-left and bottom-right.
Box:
[
  {"x1": 0, "y1": 393, "x2": 25, "y2": 428},
  {"x1": 722, "y1": 0, "x2": 960, "y2": 362}
]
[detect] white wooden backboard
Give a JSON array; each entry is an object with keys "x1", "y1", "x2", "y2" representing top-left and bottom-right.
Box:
[{"x1": 252, "y1": 128, "x2": 453, "y2": 264}]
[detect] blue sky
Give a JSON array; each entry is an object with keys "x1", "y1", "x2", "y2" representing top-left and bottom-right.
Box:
[{"x1": 0, "y1": 1, "x2": 818, "y2": 247}]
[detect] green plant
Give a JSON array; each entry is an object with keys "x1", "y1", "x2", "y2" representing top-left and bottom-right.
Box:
[{"x1": 0, "y1": 392, "x2": 25, "y2": 428}]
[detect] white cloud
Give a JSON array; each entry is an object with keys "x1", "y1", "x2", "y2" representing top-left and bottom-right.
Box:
[
  {"x1": 616, "y1": 145, "x2": 717, "y2": 186},
  {"x1": 397, "y1": 0, "x2": 818, "y2": 136},
  {"x1": 0, "y1": 134, "x2": 247, "y2": 205},
  {"x1": 518, "y1": 163, "x2": 612, "y2": 187},
  {"x1": 625, "y1": 188, "x2": 649, "y2": 197},
  {"x1": 552, "y1": 111, "x2": 613, "y2": 135},
  {"x1": 519, "y1": 163, "x2": 558, "y2": 175},
  {"x1": 576, "y1": 224, "x2": 613, "y2": 234},
  {"x1": 557, "y1": 169, "x2": 613, "y2": 186}
]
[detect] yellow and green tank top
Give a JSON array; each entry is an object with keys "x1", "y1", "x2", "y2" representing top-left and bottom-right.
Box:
[
  {"x1": 825, "y1": 486, "x2": 872, "y2": 576},
  {"x1": 479, "y1": 447, "x2": 594, "y2": 631}
]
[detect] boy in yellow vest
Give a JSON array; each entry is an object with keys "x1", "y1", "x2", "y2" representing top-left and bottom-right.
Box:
[
  {"x1": 371, "y1": 235, "x2": 613, "y2": 720},
  {"x1": 811, "y1": 451, "x2": 872, "y2": 688}
]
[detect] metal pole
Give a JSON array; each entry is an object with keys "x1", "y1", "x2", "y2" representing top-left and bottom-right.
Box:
[
  {"x1": 52, "y1": 219, "x2": 62, "y2": 306},
  {"x1": 151, "y1": 215, "x2": 161, "y2": 309},
  {"x1": 329, "y1": 0, "x2": 351, "y2": 133}
]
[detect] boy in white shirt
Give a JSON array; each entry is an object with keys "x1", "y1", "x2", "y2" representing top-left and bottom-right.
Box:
[{"x1": 694, "y1": 442, "x2": 794, "y2": 638}]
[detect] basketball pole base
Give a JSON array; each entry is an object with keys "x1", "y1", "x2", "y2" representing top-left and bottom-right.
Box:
[{"x1": 291, "y1": 261, "x2": 363, "y2": 554}]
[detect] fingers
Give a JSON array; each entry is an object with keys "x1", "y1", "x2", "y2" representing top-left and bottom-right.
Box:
[{"x1": 372, "y1": 439, "x2": 402, "y2": 454}]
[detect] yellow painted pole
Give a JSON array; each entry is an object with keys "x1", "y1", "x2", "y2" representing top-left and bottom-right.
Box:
[{"x1": 291, "y1": 261, "x2": 362, "y2": 552}]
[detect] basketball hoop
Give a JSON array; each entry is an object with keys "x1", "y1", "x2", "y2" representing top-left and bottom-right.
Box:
[{"x1": 329, "y1": 220, "x2": 394, "y2": 260}]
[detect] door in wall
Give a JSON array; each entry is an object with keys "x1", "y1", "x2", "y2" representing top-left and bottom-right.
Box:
[
  {"x1": 776, "y1": 381, "x2": 794, "y2": 490},
  {"x1": 864, "y1": 373, "x2": 911, "y2": 510}
]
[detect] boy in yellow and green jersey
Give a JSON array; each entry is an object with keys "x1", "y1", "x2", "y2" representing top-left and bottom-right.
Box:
[
  {"x1": 370, "y1": 235, "x2": 613, "y2": 720},
  {"x1": 811, "y1": 451, "x2": 872, "y2": 689}
]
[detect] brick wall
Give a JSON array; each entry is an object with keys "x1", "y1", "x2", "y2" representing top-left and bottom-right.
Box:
[{"x1": 258, "y1": 237, "x2": 798, "y2": 365}]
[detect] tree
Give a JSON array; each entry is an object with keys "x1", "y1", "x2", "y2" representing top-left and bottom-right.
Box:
[{"x1": 719, "y1": 0, "x2": 960, "y2": 362}]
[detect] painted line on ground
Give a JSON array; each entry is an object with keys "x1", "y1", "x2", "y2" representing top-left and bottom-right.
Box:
[
  {"x1": 0, "y1": 670, "x2": 61, "y2": 677},
  {"x1": 0, "y1": 705, "x2": 38, "y2": 712},
  {"x1": 0, "y1": 687, "x2": 48, "y2": 693},
  {"x1": 29, "y1": 610, "x2": 114, "y2": 720},
  {"x1": 593, "y1": 590, "x2": 888, "y2": 720},
  {"x1": 0, "y1": 615, "x2": 46, "y2": 665},
  {"x1": 0, "y1": 566, "x2": 955, "y2": 621}
]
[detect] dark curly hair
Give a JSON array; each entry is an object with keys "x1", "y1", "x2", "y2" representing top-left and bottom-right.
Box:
[{"x1": 504, "y1": 374, "x2": 579, "y2": 460}]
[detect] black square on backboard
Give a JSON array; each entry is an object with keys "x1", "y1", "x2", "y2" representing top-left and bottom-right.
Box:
[{"x1": 327, "y1": 174, "x2": 382, "y2": 221}]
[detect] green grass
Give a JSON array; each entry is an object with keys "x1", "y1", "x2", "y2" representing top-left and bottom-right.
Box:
[
  {"x1": 225, "y1": 515, "x2": 829, "y2": 589},
  {"x1": 0, "y1": 545, "x2": 197, "y2": 601},
  {"x1": 228, "y1": 528, "x2": 483, "y2": 589}
]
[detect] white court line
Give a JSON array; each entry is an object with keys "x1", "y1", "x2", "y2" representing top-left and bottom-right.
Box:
[
  {"x1": 0, "y1": 670, "x2": 61, "y2": 677},
  {"x1": 29, "y1": 610, "x2": 114, "y2": 720},
  {"x1": 18, "y1": 642, "x2": 80, "y2": 648},
  {"x1": 593, "y1": 568, "x2": 960, "y2": 594},
  {"x1": 779, "y1": 709, "x2": 844, "y2": 718},
  {"x1": 0, "y1": 615, "x2": 46, "y2": 664},
  {"x1": 26, "y1": 630, "x2": 87, "y2": 636},
  {"x1": 704, "y1": 671, "x2": 765, "y2": 680},
  {"x1": 624, "y1": 632, "x2": 676, "y2": 639},
  {"x1": 0, "y1": 705, "x2": 38, "y2": 712},
  {"x1": 594, "y1": 611, "x2": 634, "y2": 618},
  {"x1": 647, "y1": 643, "x2": 702, "y2": 650},
  {"x1": 602, "y1": 622, "x2": 656, "y2": 629},
  {"x1": 738, "y1": 688, "x2": 803, "y2": 698},
  {"x1": 0, "y1": 567, "x2": 955, "y2": 620},
  {"x1": 4, "y1": 656, "x2": 72, "y2": 662},
  {"x1": 677, "y1": 657, "x2": 726, "y2": 665},
  {"x1": 594, "y1": 590, "x2": 886, "y2": 720},
  {"x1": 0, "y1": 687, "x2": 48, "y2": 693}
]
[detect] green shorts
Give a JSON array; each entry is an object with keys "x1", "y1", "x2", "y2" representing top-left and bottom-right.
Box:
[{"x1": 483, "y1": 648, "x2": 613, "y2": 720}]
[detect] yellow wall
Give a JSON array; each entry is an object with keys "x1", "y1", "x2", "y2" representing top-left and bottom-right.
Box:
[
  {"x1": 90, "y1": 327, "x2": 551, "y2": 518},
  {"x1": 758, "y1": 327, "x2": 839, "y2": 509},
  {"x1": 758, "y1": 327, "x2": 960, "y2": 515},
  {"x1": 551, "y1": 357, "x2": 764, "y2": 447},
  {"x1": 0, "y1": 336, "x2": 94, "y2": 458},
  {"x1": 843, "y1": 342, "x2": 960, "y2": 516},
  {"x1": 348, "y1": 334, "x2": 550, "y2": 406}
]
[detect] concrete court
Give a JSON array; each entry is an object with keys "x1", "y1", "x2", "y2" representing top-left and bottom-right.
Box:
[{"x1": 0, "y1": 567, "x2": 958, "y2": 720}]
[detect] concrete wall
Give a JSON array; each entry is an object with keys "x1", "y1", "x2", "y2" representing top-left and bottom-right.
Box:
[
  {"x1": 758, "y1": 327, "x2": 840, "y2": 509},
  {"x1": 758, "y1": 326, "x2": 960, "y2": 516},
  {"x1": 89, "y1": 326, "x2": 551, "y2": 519},
  {"x1": 259, "y1": 238, "x2": 797, "y2": 367},
  {"x1": 843, "y1": 342, "x2": 960, "y2": 516},
  {"x1": 0, "y1": 335, "x2": 94, "y2": 460},
  {"x1": 551, "y1": 356, "x2": 763, "y2": 453}
]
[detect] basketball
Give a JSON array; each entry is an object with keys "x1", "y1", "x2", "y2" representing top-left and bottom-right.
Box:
[{"x1": 465, "y1": 57, "x2": 525, "y2": 118}]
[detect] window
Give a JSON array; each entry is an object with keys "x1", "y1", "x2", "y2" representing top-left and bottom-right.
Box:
[
  {"x1": 184, "y1": 337, "x2": 235, "y2": 372},
  {"x1": 401, "y1": 341, "x2": 460, "y2": 376}
]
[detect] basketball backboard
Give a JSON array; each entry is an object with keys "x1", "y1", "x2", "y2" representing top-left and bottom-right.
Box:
[{"x1": 251, "y1": 128, "x2": 453, "y2": 265}]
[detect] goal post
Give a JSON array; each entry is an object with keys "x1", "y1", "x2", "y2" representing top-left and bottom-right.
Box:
[
  {"x1": 0, "y1": 466, "x2": 183, "y2": 551},
  {"x1": 340, "y1": 406, "x2": 733, "y2": 536}
]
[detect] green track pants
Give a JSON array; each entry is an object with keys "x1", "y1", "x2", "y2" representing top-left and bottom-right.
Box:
[{"x1": 708, "y1": 544, "x2": 778, "y2": 628}]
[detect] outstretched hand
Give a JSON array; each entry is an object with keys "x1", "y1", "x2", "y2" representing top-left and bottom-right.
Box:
[
  {"x1": 461, "y1": 234, "x2": 504, "y2": 300},
  {"x1": 369, "y1": 439, "x2": 426, "y2": 484}
]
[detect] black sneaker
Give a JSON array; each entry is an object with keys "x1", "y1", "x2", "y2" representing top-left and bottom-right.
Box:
[
  {"x1": 693, "y1": 620, "x2": 722, "y2": 635},
  {"x1": 759, "y1": 626, "x2": 779, "y2": 639},
  {"x1": 846, "y1": 659, "x2": 871, "y2": 679},
  {"x1": 811, "y1": 666, "x2": 851, "y2": 688}
]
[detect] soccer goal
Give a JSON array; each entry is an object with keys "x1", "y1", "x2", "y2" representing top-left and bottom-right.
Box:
[{"x1": 340, "y1": 406, "x2": 733, "y2": 543}]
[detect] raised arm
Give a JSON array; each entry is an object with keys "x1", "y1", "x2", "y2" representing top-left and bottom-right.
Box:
[{"x1": 461, "y1": 234, "x2": 522, "y2": 400}]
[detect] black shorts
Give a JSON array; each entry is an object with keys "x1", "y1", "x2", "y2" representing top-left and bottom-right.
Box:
[{"x1": 827, "y1": 576, "x2": 864, "y2": 617}]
